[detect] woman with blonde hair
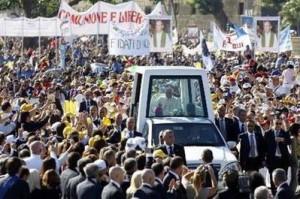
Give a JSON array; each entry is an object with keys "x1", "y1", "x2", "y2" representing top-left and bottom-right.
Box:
[
  {"x1": 183, "y1": 164, "x2": 217, "y2": 199},
  {"x1": 126, "y1": 170, "x2": 142, "y2": 199}
]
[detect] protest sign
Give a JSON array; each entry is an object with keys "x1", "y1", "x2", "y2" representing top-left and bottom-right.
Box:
[{"x1": 108, "y1": 21, "x2": 150, "y2": 56}]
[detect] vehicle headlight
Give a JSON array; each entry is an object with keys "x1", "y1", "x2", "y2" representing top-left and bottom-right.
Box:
[{"x1": 218, "y1": 161, "x2": 240, "y2": 179}]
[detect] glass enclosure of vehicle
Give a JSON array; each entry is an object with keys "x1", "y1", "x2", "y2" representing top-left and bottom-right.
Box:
[
  {"x1": 147, "y1": 76, "x2": 208, "y2": 117},
  {"x1": 151, "y1": 123, "x2": 225, "y2": 146}
]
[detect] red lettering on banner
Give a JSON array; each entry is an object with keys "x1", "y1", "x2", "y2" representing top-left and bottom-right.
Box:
[
  {"x1": 118, "y1": 11, "x2": 143, "y2": 24},
  {"x1": 59, "y1": 10, "x2": 143, "y2": 25},
  {"x1": 111, "y1": 12, "x2": 117, "y2": 22}
]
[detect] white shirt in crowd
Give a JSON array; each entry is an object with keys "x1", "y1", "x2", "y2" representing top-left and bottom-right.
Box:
[
  {"x1": 24, "y1": 154, "x2": 43, "y2": 171},
  {"x1": 282, "y1": 68, "x2": 296, "y2": 85},
  {"x1": 248, "y1": 132, "x2": 258, "y2": 158}
]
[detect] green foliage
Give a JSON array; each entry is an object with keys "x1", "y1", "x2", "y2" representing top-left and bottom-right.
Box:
[
  {"x1": 196, "y1": 0, "x2": 223, "y2": 15},
  {"x1": 0, "y1": 0, "x2": 21, "y2": 10},
  {"x1": 261, "y1": 0, "x2": 287, "y2": 13},
  {"x1": 281, "y1": 0, "x2": 300, "y2": 26}
]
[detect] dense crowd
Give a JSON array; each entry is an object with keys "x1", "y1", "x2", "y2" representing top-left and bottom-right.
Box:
[{"x1": 0, "y1": 35, "x2": 299, "y2": 199}]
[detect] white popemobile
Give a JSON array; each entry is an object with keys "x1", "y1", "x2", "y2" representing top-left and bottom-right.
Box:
[{"x1": 129, "y1": 66, "x2": 239, "y2": 179}]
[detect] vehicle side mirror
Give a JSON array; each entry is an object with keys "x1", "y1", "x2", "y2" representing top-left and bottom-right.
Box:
[{"x1": 227, "y1": 141, "x2": 237, "y2": 149}]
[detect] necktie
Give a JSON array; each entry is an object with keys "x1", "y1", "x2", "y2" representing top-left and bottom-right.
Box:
[
  {"x1": 169, "y1": 146, "x2": 174, "y2": 156},
  {"x1": 87, "y1": 100, "x2": 90, "y2": 110},
  {"x1": 250, "y1": 134, "x2": 256, "y2": 157},
  {"x1": 275, "y1": 131, "x2": 282, "y2": 157},
  {"x1": 129, "y1": 131, "x2": 133, "y2": 138},
  {"x1": 220, "y1": 118, "x2": 227, "y2": 139},
  {"x1": 241, "y1": 123, "x2": 245, "y2": 133}
]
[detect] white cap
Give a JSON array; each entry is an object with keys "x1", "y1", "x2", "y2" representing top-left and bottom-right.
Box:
[
  {"x1": 242, "y1": 83, "x2": 252, "y2": 89},
  {"x1": 94, "y1": 159, "x2": 107, "y2": 171}
]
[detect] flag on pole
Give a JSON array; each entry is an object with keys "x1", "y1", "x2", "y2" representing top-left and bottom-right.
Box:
[
  {"x1": 229, "y1": 24, "x2": 247, "y2": 38},
  {"x1": 172, "y1": 28, "x2": 178, "y2": 45},
  {"x1": 201, "y1": 38, "x2": 213, "y2": 71},
  {"x1": 279, "y1": 26, "x2": 293, "y2": 52}
]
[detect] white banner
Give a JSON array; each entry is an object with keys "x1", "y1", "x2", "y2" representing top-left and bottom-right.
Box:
[
  {"x1": 0, "y1": 17, "x2": 59, "y2": 37},
  {"x1": 58, "y1": 0, "x2": 145, "y2": 35},
  {"x1": 108, "y1": 21, "x2": 150, "y2": 56},
  {"x1": 213, "y1": 23, "x2": 251, "y2": 52}
]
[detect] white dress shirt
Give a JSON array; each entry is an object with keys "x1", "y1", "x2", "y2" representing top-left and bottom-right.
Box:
[
  {"x1": 169, "y1": 170, "x2": 180, "y2": 180},
  {"x1": 24, "y1": 154, "x2": 43, "y2": 171},
  {"x1": 248, "y1": 132, "x2": 258, "y2": 157},
  {"x1": 111, "y1": 179, "x2": 121, "y2": 189}
]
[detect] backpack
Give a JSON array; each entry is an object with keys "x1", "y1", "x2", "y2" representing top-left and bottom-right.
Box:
[{"x1": 0, "y1": 175, "x2": 19, "y2": 199}]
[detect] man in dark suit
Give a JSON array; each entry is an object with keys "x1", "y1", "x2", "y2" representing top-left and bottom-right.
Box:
[
  {"x1": 121, "y1": 117, "x2": 142, "y2": 139},
  {"x1": 264, "y1": 118, "x2": 291, "y2": 192},
  {"x1": 65, "y1": 157, "x2": 92, "y2": 199},
  {"x1": 0, "y1": 157, "x2": 30, "y2": 199},
  {"x1": 61, "y1": 152, "x2": 81, "y2": 198},
  {"x1": 215, "y1": 105, "x2": 238, "y2": 142},
  {"x1": 134, "y1": 169, "x2": 160, "y2": 199},
  {"x1": 102, "y1": 166, "x2": 126, "y2": 199},
  {"x1": 121, "y1": 158, "x2": 136, "y2": 194},
  {"x1": 233, "y1": 108, "x2": 247, "y2": 136},
  {"x1": 156, "y1": 129, "x2": 187, "y2": 165},
  {"x1": 152, "y1": 163, "x2": 176, "y2": 199},
  {"x1": 107, "y1": 113, "x2": 124, "y2": 144},
  {"x1": 238, "y1": 120, "x2": 265, "y2": 172},
  {"x1": 272, "y1": 168, "x2": 294, "y2": 199},
  {"x1": 79, "y1": 90, "x2": 97, "y2": 112},
  {"x1": 163, "y1": 156, "x2": 187, "y2": 199},
  {"x1": 76, "y1": 162, "x2": 105, "y2": 199}
]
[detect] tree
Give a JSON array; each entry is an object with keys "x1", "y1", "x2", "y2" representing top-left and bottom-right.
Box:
[
  {"x1": 185, "y1": 0, "x2": 229, "y2": 31},
  {"x1": 261, "y1": 0, "x2": 287, "y2": 15},
  {"x1": 281, "y1": 0, "x2": 300, "y2": 34}
]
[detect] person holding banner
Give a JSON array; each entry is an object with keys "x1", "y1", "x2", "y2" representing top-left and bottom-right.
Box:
[
  {"x1": 150, "y1": 20, "x2": 172, "y2": 51},
  {"x1": 258, "y1": 21, "x2": 278, "y2": 49}
]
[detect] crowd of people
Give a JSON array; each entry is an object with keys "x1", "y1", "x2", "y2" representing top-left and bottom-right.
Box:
[{"x1": 0, "y1": 34, "x2": 299, "y2": 199}]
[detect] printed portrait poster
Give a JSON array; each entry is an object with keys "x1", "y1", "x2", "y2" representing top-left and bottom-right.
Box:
[
  {"x1": 149, "y1": 17, "x2": 172, "y2": 53},
  {"x1": 255, "y1": 16, "x2": 280, "y2": 52}
]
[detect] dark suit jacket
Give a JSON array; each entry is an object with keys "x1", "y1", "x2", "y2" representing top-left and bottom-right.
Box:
[
  {"x1": 101, "y1": 182, "x2": 126, "y2": 199},
  {"x1": 121, "y1": 129, "x2": 143, "y2": 139},
  {"x1": 79, "y1": 100, "x2": 97, "y2": 112},
  {"x1": 163, "y1": 171, "x2": 187, "y2": 199},
  {"x1": 107, "y1": 125, "x2": 122, "y2": 144},
  {"x1": 215, "y1": 117, "x2": 237, "y2": 142},
  {"x1": 61, "y1": 168, "x2": 79, "y2": 198},
  {"x1": 233, "y1": 117, "x2": 243, "y2": 135},
  {"x1": 133, "y1": 184, "x2": 160, "y2": 199},
  {"x1": 65, "y1": 174, "x2": 85, "y2": 199},
  {"x1": 0, "y1": 177, "x2": 30, "y2": 199},
  {"x1": 264, "y1": 129, "x2": 292, "y2": 168},
  {"x1": 214, "y1": 188, "x2": 249, "y2": 199},
  {"x1": 157, "y1": 144, "x2": 187, "y2": 165},
  {"x1": 153, "y1": 178, "x2": 176, "y2": 199},
  {"x1": 274, "y1": 182, "x2": 294, "y2": 199},
  {"x1": 76, "y1": 178, "x2": 103, "y2": 199},
  {"x1": 239, "y1": 132, "x2": 265, "y2": 170}
]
